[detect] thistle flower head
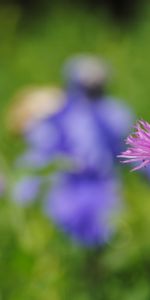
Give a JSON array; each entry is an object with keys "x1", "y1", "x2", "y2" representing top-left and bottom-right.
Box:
[{"x1": 118, "y1": 120, "x2": 150, "y2": 171}]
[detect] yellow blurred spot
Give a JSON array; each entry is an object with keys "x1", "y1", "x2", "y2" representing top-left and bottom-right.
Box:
[{"x1": 6, "y1": 86, "x2": 66, "y2": 134}]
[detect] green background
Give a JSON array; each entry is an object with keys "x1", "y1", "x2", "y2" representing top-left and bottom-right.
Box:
[{"x1": 1, "y1": 2, "x2": 150, "y2": 299}]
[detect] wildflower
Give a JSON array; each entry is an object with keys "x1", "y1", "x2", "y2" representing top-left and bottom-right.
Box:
[
  {"x1": 94, "y1": 97, "x2": 135, "y2": 156},
  {"x1": 45, "y1": 171, "x2": 122, "y2": 246},
  {"x1": 63, "y1": 55, "x2": 135, "y2": 157},
  {"x1": 22, "y1": 96, "x2": 114, "y2": 174},
  {"x1": 118, "y1": 120, "x2": 150, "y2": 171},
  {"x1": 13, "y1": 176, "x2": 42, "y2": 204}
]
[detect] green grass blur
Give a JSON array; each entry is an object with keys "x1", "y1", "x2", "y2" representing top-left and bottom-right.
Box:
[{"x1": 1, "y1": 2, "x2": 150, "y2": 299}]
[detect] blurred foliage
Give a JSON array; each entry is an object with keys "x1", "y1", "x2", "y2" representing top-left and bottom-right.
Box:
[{"x1": 1, "y1": 2, "x2": 150, "y2": 299}]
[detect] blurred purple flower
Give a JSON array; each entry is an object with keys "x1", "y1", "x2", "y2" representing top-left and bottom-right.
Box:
[
  {"x1": 118, "y1": 120, "x2": 150, "y2": 171},
  {"x1": 45, "y1": 171, "x2": 121, "y2": 246},
  {"x1": 22, "y1": 95, "x2": 114, "y2": 174},
  {"x1": 94, "y1": 97, "x2": 135, "y2": 156},
  {"x1": 13, "y1": 176, "x2": 42, "y2": 204},
  {"x1": 11, "y1": 57, "x2": 129, "y2": 248},
  {"x1": 63, "y1": 55, "x2": 135, "y2": 158},
  {"x1": 16, "y1": 147, "x2": 54, "y2": 169}
]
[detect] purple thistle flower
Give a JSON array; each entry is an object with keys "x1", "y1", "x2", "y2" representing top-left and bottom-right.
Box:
[{"x1": 118, "y1": 120, "x2": 150, "y2": 171}]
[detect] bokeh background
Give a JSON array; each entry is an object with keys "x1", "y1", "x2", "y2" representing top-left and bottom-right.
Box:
[{"x1": 1, "y1": 1, "x2": 150, "y2": 299}]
